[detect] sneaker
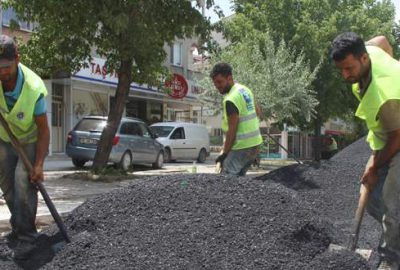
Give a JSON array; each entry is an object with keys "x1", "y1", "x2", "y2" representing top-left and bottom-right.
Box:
[
  {"x1": 377, "y1": 258, "x2": 399, "y2": 270},
  {"x1": 12, "y1": 241, "x2": 37, "y2": 260}
]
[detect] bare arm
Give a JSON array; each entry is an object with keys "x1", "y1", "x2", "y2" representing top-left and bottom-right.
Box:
[
  {"x1": 223, "y1": 113, "x2": 239, "y2": 154},
  {"x1": 366, "y1": 36, "x2": 393, "y2": 57},
  {"x1": 30, "y1": 114, "x2": 50, "y2": 182},
  {"x1": 362, "y1": 129, "x2": 400, "y2": 190},
  {"x1": 256, "y1": 103, "x2": 263, "y2": 120}
]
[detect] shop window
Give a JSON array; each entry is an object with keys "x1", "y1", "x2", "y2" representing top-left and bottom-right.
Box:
[
  {"x1": 170, "y1": 43, "x2": 182, "y2": 66},
  {"x1": 171, "y1": 127, "x2": 185, "y2": 140}
]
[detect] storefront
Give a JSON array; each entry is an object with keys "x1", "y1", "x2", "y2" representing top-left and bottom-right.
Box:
[{"x1": 46, "y1": 57, "x2": 203, "y2": 154}]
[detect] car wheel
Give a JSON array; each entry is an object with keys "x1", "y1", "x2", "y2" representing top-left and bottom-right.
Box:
[
  {"x1": 118, "y1": 151, "x2": 132, "y2": 171},
  {"x1": 72, "y1": 158, "x2": 87, "y2": 168},
  {"x1": 152, "y1": 151, "x2": 164, "y2": 169},
  {"x1": 164, "y1": 148, "x2": 171, "y2": 163},
  {"x1": 197, "y1": 148, "x2": 207, "y2": 163}
]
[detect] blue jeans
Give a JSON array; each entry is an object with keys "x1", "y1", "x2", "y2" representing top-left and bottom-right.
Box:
[
  {"x1": 366, "y1": 152, "x2": 400, "y2": 262},
  {"x1": 222, "y1": 145, "x2": 260, "y2": 176},
  {"x1": 0, "y1": 141, "x2": 38, "y2": 242}
]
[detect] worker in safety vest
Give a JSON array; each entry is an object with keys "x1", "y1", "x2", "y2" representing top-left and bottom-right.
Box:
[
  {"x1": 332, "y1": 32, "x2": 400, "y2": 270},
  {"x1": 210, "y1": 63, "x2": 262, "y2": 176},
  {"x1": 0, "y1": 35, "x2": 50, "y2": 260}
]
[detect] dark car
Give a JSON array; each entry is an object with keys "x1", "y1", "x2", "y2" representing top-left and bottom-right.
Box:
[{"x1": 66, "y1": 116, "x2": 164, "y2": 170}]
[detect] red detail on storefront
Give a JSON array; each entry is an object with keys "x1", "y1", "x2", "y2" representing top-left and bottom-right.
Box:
[{"x1": 165, "y1": 74, "x2": 188, "y2": 99}]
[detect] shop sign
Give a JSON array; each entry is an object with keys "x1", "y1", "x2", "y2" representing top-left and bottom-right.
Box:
[{"x1": 165, "y1": 73, "x2": 189, "y2": 99}]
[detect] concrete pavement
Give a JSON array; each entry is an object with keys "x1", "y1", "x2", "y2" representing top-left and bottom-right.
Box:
[{"x1": 0, "y1": 153, "x2": 276, "y2": 234}]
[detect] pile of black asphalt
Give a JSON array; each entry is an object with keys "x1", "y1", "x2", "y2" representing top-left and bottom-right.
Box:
[{"x1": 0, "y1": 137, "x2": 378, "y2": 269}]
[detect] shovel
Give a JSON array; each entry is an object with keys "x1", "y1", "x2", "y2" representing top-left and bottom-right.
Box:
[
  {"x1": 0, "y1": 113, "x2": 70, "y2": 244},
  {"x1": 328, "y1": 184, "x2": 372, "y2": 260}
]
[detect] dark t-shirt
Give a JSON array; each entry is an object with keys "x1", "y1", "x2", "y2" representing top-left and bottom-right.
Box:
[{"x1": 225, "y1": 101, "x2": 239, "y2": 116}]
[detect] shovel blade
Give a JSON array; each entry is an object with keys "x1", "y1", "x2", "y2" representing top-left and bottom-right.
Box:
[{"x1": 328, "y1": 243, "x2": 372, "y2": 260}]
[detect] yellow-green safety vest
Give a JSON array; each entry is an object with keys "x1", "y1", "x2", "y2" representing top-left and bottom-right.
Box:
[
  {"x1": 222, "y1": 83, "x2": 262, "y2": 150},
  {"x1": 328, "y1": 139, "x2": 337, "y2": 152},
  {"x1": 352, "y1": 46, "x2": 400, "y2": 150},
  {"x1": 0, "y1": 63, "x2": 47, "y2": 144}
]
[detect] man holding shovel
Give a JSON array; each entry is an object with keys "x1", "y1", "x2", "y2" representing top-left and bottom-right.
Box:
[
  {"x1": 210, "y1": 63, "x2": 262, "y2": 176},
  {"x1": 0, "y1": 35, "x2": 50, "y2": 259},
  {"x1": 332, "y1": 32, "x2": 400, "y2": 270}
]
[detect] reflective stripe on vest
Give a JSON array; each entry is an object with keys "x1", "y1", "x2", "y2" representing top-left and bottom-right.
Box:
[
  {"x1": 239, "y1": 112, "x2": 257, "y2": 123},
  {"x1": 0, "y1": 63, "x2": 48, "y2": 144},
  {"x1": 222, "y1": 83, "x2": 263, "y2": 150},
  {"x1": 352, "y1": 46, "x2": 400, "y2": 150}
]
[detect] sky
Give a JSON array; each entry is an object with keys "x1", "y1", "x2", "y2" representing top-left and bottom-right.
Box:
[{"x1": 206, "y1": 0, "x2": 400, "y2": 23}]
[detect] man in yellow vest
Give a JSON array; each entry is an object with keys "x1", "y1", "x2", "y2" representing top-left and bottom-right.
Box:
[
  {"x1": 0, "y1": 35, "x2": 50, "y2": 259},
  {"x1": 332, "y1": 32, "x2": 400, "y2": 270},
  {"x1": 210, "y1": 63, "x2": 262, "y2": 176}
]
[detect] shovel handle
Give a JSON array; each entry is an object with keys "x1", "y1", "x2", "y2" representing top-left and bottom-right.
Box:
[
  {"x1": 0, "y1": 113, "x2": 70, "y2": 243},
  {"x1": 348, "y1": 185, "x2": 370, "y2": 251}
]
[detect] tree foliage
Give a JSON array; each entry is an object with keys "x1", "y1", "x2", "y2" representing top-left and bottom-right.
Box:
[
  {"x1": 226, "y1": 0, "x2": 396, "y2": 126},
  {"x1": 223, "y1": 0, "x2": 396, "y2": 159},
  {"x1": 7, "y1": 0, "x2": 213, "y2": 172},
  {"x1": 198, "y1": 30, "x2": 318, "y2": 126}
]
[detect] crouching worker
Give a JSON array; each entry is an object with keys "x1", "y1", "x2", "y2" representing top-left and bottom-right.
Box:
[{"x1": 210, "y1": 63, "x2": 262, "y2": 176}]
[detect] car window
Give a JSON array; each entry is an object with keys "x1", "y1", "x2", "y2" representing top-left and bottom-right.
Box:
[
  {"x1": 171, "y1": 127, "x2": 185, "y2": 139},
  {"x1": 74, "y1": 119, "x2": 107, "y2": 132},
  {"x1": 120, "y1": 123, "x2": 132, "y2": 135},
  {"x1": 138, "y1": 123, "x2": 151, "y2": 138},
  {"x1": 132, "y1": 123, "x2": 143, "y2": 136}
]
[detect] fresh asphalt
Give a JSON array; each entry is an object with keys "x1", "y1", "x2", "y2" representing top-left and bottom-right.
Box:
[{"x1": 0, "y1": 152, "x2": 270, "y2": 234}]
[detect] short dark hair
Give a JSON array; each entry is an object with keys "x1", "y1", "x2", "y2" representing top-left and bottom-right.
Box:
[
  {"x1": 331, "y1": 32, "x2": 367, "y2": 61},
  {"x1": 210, "y1": 62, "x2": 232, "y2": 79}
]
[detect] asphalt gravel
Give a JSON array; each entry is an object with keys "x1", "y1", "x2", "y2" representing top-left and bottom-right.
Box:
[{"x1": 0, "y1": 137, "x2": 379, "y2": 269}]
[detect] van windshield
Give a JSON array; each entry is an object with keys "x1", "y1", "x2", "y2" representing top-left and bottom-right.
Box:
[{"x1": 150, "y1": 126, "x2": 174, "y2": 137}]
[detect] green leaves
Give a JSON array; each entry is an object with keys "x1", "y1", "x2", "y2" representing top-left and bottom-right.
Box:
[
  {"x1": 197, "y1": 32, "x2": 318, "y2": 125},
  {"x1": 229, "y1": 0, "x2": 396, "y2": 128}
]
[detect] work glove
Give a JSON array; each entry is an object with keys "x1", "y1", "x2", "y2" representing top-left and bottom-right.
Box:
[{"x1": 215, "y1": 153, "x2": 228, "y2": 164}]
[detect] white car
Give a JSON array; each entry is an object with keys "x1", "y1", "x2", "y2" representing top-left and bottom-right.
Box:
[{"x1": 150, "y1": 122, "x2": 210, "y2": 163}]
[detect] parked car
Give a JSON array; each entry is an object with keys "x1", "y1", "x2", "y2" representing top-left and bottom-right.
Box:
[
  {"x1": 149, "y1": 122, "x2": 210, "y2": 163},
  {"x1": 66, "y1": 116, "x2": 164, "y2": 170}
]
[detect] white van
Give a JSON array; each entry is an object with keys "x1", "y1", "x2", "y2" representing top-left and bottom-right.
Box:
[{"x1": 150, "y1": 122, "x2": 210, "y2": 163}]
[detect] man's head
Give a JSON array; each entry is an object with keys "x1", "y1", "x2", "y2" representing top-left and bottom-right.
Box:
[
  {"x1": 0, "y1": 35, "x2": 19, "y2": 83},
  {"x1": 331, "y1": 32, "x2": 369, "y2": 84},
  {"x1": 210, "y1": 62, "x2": 234, "y2": 94}
]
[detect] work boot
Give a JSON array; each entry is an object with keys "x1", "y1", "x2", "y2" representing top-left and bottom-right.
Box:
[
  {"x1": 12, "y1": 240, "x2": 37, "y2": 260},
  {"x1": 377, "y1": 258, "x2": 399, "y2": 270}
]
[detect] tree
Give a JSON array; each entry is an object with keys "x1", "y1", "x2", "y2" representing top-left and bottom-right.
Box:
[
  {"x1": 226, "y1": 0, "x2": 396, "y2": 160},
  {"x1": 197, "y1": 30, "x2": 318, "y2": 125},
  {"x1": 8, "y1": 0, "x2": 213, "y2": 172}
]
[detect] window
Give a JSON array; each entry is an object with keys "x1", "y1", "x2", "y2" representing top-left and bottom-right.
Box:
[
  {"x1": 138, "y1": 123, "x2": 151, "y2": 138},
  {"x1": 170, "y1": 43, "x2": 182, "y2": 66},
  {"x1": 120, "y1": 123, "x2": 133, "y2": 135},
  {"x1": 2, "y1": 8, "x2": 36, "y2": 31},
  {"x1": 170, "y1": 127, "x2": 185, "y2": 140}
]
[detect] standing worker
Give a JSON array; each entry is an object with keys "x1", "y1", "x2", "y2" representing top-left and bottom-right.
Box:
[
  {"x1": 0, "y1": 35, "x2": 50, "y2": 259},
  {"x1": 210, "y1": 63, "x2": 262, "y2": 176},
  {"x1": 331, "y1": 32, "x2": 400, "y2": 270}
]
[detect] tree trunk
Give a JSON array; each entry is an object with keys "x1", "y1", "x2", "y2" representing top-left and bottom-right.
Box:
[
  {"x1": 92, "y1": 59, "x2": 133, "y2": 172},
  {"x1": 313, "y1": 115, "x2": 322, "y2": 162}
]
